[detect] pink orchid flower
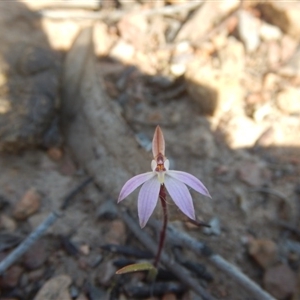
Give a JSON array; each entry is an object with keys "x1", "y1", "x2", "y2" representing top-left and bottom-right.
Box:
[{"x1": 118, "y1": 126, "x2": 211, "y2": 228}]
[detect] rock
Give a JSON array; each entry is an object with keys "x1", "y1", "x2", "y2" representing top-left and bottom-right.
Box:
[
  {"x1": 263, "y1": 264, "x2": 296, "y2": 300},
  {"x1": 276, "y1": 87, "x2": 300, "y2": 115},
  {"x1": 238, "y1": 10, "x2": 260, "y2": 52},
  {"x1": 170, "y1": 42, "x2": 194, "y2": 76},
  {"x1": 58, "y1": 155, "x2": 77, "y2": 176},
  {"x1": 175, "y1": 0, "x2": 239, "y2": 43},
  {"x1": 13, "y1": 188, "x2": 41, "y2": 220},
  {"x1": 262, "y1": 73, "x2": 281, "y2": 91},
  {"x1": 203, "y1": 217, "x2": 221, "y2": 236},
  {"x1": 279, "y1": 45, "x2": 300, "y2": 77},
  {"x1": 110, "y1": 40, "x2": 135, "y2": 63},
  {"x1": 258, "y1": 2, "x2": 300, "y2": 38},
  {"x1": 79, "y1": 244, "x2": 90, "y2": 256},
  {"x1": 267, "y1": 41, "x2": 281, "y2": 69},
  {"x1": 237, "y1": 160, "x2": 269, "y2": 187},
  {"x1": 0, "y1": 214, "x2": 17, "y2": 232},
  {"x1": 34, "y1": 274, "x2": 72, "y2": 300},
  {"x1": 117, "y1": 13, "x2": 148, "y2": 51},
  {"x1": 23, "y1": 240, "x2": 48, "y2": 270},
  {"x1": 280, "y1": 35, "x2": 298, "y2": 63},
  {"x1": 103, "y1": 220, "x2": 126, "y2": 245},
  {"x1": 252, "y1": 100, "x2": 274, "y2": 122},
  {"x1": 27, "y1": 268, "x2": 45, "y2": 282},
  {"x1": 0, "y1": 265, "x2": 23, "y2": 288},
  {"x1": 76, "y1": 294, "x2": 89, "y2": 300},
  {"x1": 260, "y1": 22, "x2": 282, "y2": 41},
  {"x1": 218, "y1": 37, "x2": 245, "y2": 75},
  {"x1": 97, "y1": 261, "x2": 116, "y2": 286},
  {"x1": 47, "y1": 147, "x2": 63, "y2": 161},
  {"x1": 248, "y1": 238, "x2": 278, "y2": 269},
  {"x1": 254, "y1": 126, "x2": 276, "y2": 148},
  {"x1": 162, "y1": 293, "x2": 177, "y2": 300}
]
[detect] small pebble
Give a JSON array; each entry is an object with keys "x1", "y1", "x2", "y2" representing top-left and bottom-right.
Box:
[
  {"x1": 203, "y1": 217, "x2": 221, "y2": 236},
  {"x1": 47, "y1": 147, "x2": 63, "y2": 161},
  {"x1": 27, "y1": 268, "x2": 45, "y2": 282},
  {"x1": 97, "y1": 261, "x2": 116, "y2": 286},
  {"x1": 76, "y1": 294, "x2": 89, "y2": 300},
  {"x1": 260, "y1": 22, "x2": 282, "y2": 41},
  {"x1": 0, "y1": 265, "x2": 23, "y2": 288},
  {"x1": 13, "y1": 188, "x2": 41, "y2": 221},
  {"x1": 263, "y1": 264, "x2": 296, "y2": 300},
  {"x1": 104, "y1": 220, "x2": 126, "y2": 245},
  {"x1": 248, "y1": 238, "x2": 278, "y2": 269},
  {"x1": 79, "y1": 244, "x2": 90, "y2": 256},
  {"x1": 0, "y1": 214, "x2": 17, "y2": 232},
  {"x1": 162, "y1": 293, "x2": 177, "y2": 300},
  {"x1": 33, "y1": 274, "x2": 72, "y2": 300},
  {"x1": 23, "y1": 240, "x2": 48, "y2": 270}
]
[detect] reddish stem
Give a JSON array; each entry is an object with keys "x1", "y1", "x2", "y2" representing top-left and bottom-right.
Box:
[{"x1": 154, "y1": 184, "x2": 168, "y2": 267}]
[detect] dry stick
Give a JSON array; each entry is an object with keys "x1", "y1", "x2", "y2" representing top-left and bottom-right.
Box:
[
  {"x1": 0, "y1": 211, "x2": 60, "y2": 275},
  {"x1": 0, "y1": 177, "x2": 93, "y2": 275},
  {"x1": 39, "y1": 1, "x2": 203, "y2": 20},
  {"x1": 149, "y1": 221, "x2": 276, "y2": 300},
  {"x1": 118, "y1": 207, "x2": 216, "y2": 300}
]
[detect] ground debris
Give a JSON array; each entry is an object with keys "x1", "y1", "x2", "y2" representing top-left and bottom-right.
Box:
[
  {"x1": 12, "y1": 188, "x2": 41, "y2": 221},
  {"x1": 33, "y1": 274, "x2": 72, "y2": 300},
  {"x1": 263, "y1": 264, "x2": 296, "y2": 300},
  {"x1": 0, "y1": 1, "x2": 300, "y2": 300}
]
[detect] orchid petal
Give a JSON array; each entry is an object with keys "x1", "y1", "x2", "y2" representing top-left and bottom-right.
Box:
[
  {"x1": 164, "y1": 159, "x2": 170, "y2": 171},
  {"x1": 152, "y1": 125, "x2": 165, "y2": 158},
  {"x1": 167, "y1": 171, "x2": 211, "y2": 198},
  {"x1": 164, "y1": 175, "x2": 195, "y2": 220},
  {"x1": 118, "y1": 172, "x2": 155, "y2": 203},
  {"x1": 138, "y1": 176, "x2": 160, "y2": 228}
]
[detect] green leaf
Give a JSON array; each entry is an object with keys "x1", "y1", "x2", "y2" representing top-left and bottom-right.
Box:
[{"x1": 116, "y1": 262, "x2": 157, "y2": 277}]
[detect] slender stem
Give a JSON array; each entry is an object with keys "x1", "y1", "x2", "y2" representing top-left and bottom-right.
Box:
[{"x1": 154, "y1": 184, "x2": 168, "y2": 267}]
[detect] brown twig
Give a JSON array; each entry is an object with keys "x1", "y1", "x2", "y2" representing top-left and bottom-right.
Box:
[
  {"x1": 118, "y1": 207, "x2": 216, "y2": 300},
  {"x1": 149, "y1": 220, "x2": 276, "y2": 300}
]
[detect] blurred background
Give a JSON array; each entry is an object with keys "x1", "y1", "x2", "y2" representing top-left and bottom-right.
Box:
[{"x1": 0, "y1": 1, "x2": 299, "y2": 299}]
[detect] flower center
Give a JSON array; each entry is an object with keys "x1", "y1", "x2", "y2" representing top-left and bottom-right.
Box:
[{"x1": 151, "y1": 153, "x2": 169, "y2": 184}]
